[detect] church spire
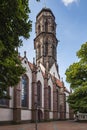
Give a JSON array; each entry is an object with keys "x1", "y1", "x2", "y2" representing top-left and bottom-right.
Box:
[{"x1": 34, "y1": 8, "x2": 58, "y2": 70}]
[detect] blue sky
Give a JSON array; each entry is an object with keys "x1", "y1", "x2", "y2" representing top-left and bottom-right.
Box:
[{"x1": 19, "y1": 0, "x2": 87, "y2": 89}]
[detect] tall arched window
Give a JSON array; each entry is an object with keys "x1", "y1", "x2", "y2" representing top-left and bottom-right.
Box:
[
  {"x1": 44, "y1": 43, "x2": 48, "y2": 56},
  {"x1": 38, "y1": 25, "x2": 41, "y2": 34},
  {"x1": 21, "y1": 75, "x2": 28, "y2": 107},
  {"x1": 48, "y1": 86, "x2": 51, "y2": 110},
  {"x1": 37, "y1": 81, "x2": 42, "y2": 107},
  {"x1": 46, "y1": 43, "x2": 48, "y2": 55},
  {"x1": 45, "y1": 20, "x2": 48, "y2": 32}
]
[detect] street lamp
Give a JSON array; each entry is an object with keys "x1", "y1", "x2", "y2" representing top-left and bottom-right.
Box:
[{"x1": 34, "y1": 102, "x2": 38, "y2": 130}]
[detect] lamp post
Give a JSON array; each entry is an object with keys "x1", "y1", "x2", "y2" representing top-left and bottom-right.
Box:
[{"x1": 34, "y1": 102, "x2": 38, "y2": 130}]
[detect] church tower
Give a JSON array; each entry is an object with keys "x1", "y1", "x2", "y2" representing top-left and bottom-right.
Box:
[{"x1": 34, "y1": 8, "x2": 58, "y2": 70}]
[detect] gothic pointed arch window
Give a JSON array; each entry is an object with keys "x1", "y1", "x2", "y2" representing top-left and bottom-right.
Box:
[
  {"x1": 44, "y1": 42, "x2": 48, "y2": 56},
  {"x1": 46, "y1": 42, "x2": 48, "y2": 55},
  {"x1": 21, "y1": 74, "x2": 28, "y2": 107},
  {"x1": 38, "y1": 25, "x2": 41, "y2": 34},
  {"x1": 48, "y1": 86, "x2": 51, "y2": 110},
  {"x1": 45, "y1": 19, "x2": 48, "y2": 32},
  {"x1": 37, "y1": 81, "x2": 42, "y2": 107}
]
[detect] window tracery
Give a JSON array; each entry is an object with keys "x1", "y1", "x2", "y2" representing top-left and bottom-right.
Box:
[
  {"x1": 37, "y1": 81, "x2": 42, "y2": 106},
  {"x1": 48, "y1": 86, "x2": 51, "y2": 110},
  {"x1": 21, "y1": 75, "x2": 28, "y2": 107}
]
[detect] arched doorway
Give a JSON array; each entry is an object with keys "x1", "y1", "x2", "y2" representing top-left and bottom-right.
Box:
[{"x1": 38, "y1": 109, "x2": 43, "y2": 121}]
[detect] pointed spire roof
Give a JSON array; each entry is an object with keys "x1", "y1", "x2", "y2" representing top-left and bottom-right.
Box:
[{"x1": 36, "y1": 8, "x2": 55, "y2": 19}]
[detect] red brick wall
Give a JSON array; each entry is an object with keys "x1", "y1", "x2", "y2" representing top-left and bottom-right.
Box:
[
  {"x1": 53, "y1": 83, "x2": 58, "y2": 120},
  {"x1": 59, "y1": 93, "x2": 66, "y2": 120},
  {"x1": 13, "y1": 83, "x2": 21, "y2": 123},
  {"x1": 44, "y1": 72, "x2": 49, "y2": 120},
  {"x1": 32, "y1": 67, "x2": 37, "y2": 121}
]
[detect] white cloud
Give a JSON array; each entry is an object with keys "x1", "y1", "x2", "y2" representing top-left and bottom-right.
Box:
[{"x1": 62, "y1": 0, "x2": 79, "y2": 6}]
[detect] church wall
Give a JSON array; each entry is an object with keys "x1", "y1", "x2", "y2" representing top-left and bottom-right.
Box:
[
  {"x1": 0, "y1": 87, "x2": 14, "y2": 122},
  {"x1": 50, "y1": 63, "x2": 59, "y2": 79},
  {"x1": 18, "y1": 58, "x2": 33, "y2": 121},
  {"x1": 48, "y1": 78, "x2": 53, "y2": 111},
  {"x1": 59, "y1": 91, "x2": 66, "y2": 119},
  {"x1": 49, "y1": 112, "x2": 53, "y2": 119},
  {"x1": 21, "y1": 110, "x2": 31, "y2": 120},
  {"x1": 40, "y1": 63, "x2": 45, "y2": 73},
  {"x1": 36, "y1": 70, "x2": 45, "y2": 120},
  {"x1": 9, "y1": 87, "x2": 14, "y2": 108},
  {"x1": 48, "y1": 78, "x2": 53, "y2": 119},
  {"x1": 65, "y1": 92, "x2": 69, "y2": 119},
  {"x1": 22, "y1": 59, "x2": 32, "y2": 110},
  {"x1": 37, "y1": 70, "x2": 44, "y2": 110},
  {"x1": 0, "y1": 108, "x2": 13, "y2": 121}
]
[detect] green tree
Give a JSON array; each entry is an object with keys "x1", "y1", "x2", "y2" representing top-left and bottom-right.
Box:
[
  {"x1": 65, "y1": 42, "x2": 87, "y2": 113},
  {"x1": 0, "y1": 0, "x2": 39, "y2": 98}
]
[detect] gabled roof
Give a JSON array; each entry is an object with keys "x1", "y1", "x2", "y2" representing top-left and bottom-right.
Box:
[
  {"x1": 18, "y1": 55, "x2": 25, "y2": 61},
  {"x1": 41, "y1": 71, "x2": 46, "y2": 78},
  {"x1": 28, "y1": 61, "x2": 34, "y2": 71},
  {"x1": 19, "y1": 55, "x2": 70, "y2": 93},
  {"x1": 56, "y1": 78, "x2": 63, "y2": 88},
  {"x1": 49, "y1": 74, "x2": 63, "y2": 88},
  {"x1": 49, "y1": 62, "x2": 60, "y2": 80},
  {"x1": 18, "y1": 55, "x2": 36, "y2": 71}
]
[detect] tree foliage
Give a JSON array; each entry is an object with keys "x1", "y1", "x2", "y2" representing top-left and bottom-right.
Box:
[
  {"x1": 67, "y1": 85, "x2": 87, "y2": 113},
  {"x1": 0, "y1": 0, "x2": 39, "y2": 98},
  {"x1": 65, "y1": 42, "x2": 87, "y2": 113}
]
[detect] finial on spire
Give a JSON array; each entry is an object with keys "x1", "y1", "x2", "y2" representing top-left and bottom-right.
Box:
[
  {"x1": 24, "y1": 51, "x2": 26, "y2": 58},
  {"x1": 33, "y1": 57, "x2": 35, "y2": 65}
]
